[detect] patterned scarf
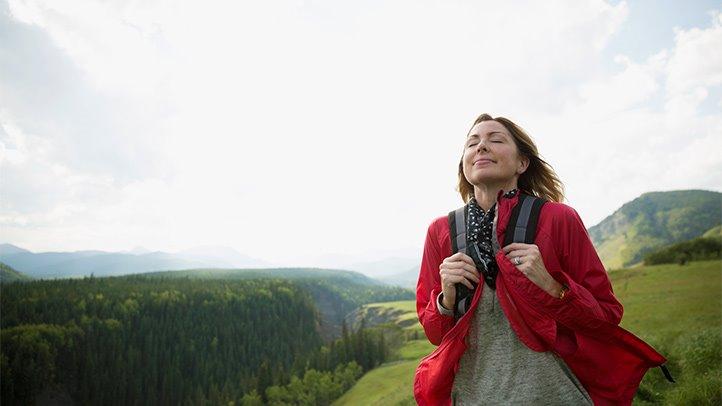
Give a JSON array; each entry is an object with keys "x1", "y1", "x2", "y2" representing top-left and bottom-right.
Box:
[{"x1": 467, "y1": 189, "x2": 518, "y2": 289}]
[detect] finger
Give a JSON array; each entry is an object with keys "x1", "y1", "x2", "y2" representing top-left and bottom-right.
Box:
[
  {"x1": 442, "y1": 268, "x2": 480, "y2": 286},
  {"x1": 443, "y1": 253, "x2": 471, "y2": 267},
  {"x1": 445, "y1": 252, "x2": 477, "y2": 267},
  {"x1": 443, "y1": 267, "x2": 480, "y2": 282},
  {"x1": 504, "y1": 249, "x2": 527, "y2": 259},
  {"x1": 457, "y1": 253, "x2": 476, "y2": 266},
  {"x1": 502, "y1": 243, "x2": 531, "y2": 253},
  {"x1": 461, "y1": 269, "x2": 481, "y2": 283},
  {"x1": 458, "y1": 276, "x2": 475, "y2": 290},
  {"x1": 444, "y1": 260, "x2": 479, "y2": 274},
  {"x1": 444, "y1": 274, "x2": 474, "y2": 290},
  {"x1": 505, "y1": 248, "x2": 535, "y2": 259},
  {"x1": 447, "y1": 252, "x2": 469, "y2": 262}
]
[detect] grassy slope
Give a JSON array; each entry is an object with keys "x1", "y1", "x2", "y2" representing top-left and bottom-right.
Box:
[
  {"x1": 357, "y1": 300, "x2": 421, "y2": 330},
  {"x1": 334, "y1": 260, "x2": 722, "y2": 405},
  {"x1": 0, "y1": 262, "x2": 32, "y2": 282},
  {"x1": 702, "y1": 225, "x2": 722, "y2": 238}
]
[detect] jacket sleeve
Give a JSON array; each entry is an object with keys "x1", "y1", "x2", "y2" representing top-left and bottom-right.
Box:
[
  {"x1": 416, "y1": 219, "x2": 455, "y2": 345},
  {"x1": 502, "y1": 205, "x2": 623, "y2": 333}
]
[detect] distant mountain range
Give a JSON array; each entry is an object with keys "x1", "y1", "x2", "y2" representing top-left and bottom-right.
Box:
[
  {"x1": 2, "y1": 189, "x2": 719, "y2": 285},
  {"x1": 0, "y1": 244, "x2": 271, "y2": 279}
]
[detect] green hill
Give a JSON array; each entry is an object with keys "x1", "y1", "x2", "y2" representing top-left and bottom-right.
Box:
[
  {"x1": 0, "y1": 262, "x2": 32, "y2": 283},
  {"x1": 135, "y1": 268, "x2": 414, "y2": 341},
  {"x1": 588, "y1": 190, "x2": 721, "y2": 269},
  {"x1": 702, "y1": 225, "x2": 722, "y2": 239},
  {"x1": 335, "y1": 259, "x2": 722, "y2": 405},
  {"x1": 139, "y1": 266, "x2": 381, "y2": 285}
]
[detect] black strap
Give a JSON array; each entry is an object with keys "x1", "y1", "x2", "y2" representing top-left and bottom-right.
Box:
[
  {"x1": 448, "y1": 205, "x2": 468, "y2": 255},
  {"x1": 448, "y1": 205, "x2": 468, "y2": 319},
  {"x1": 503, "y1": 193, "x2": 546, "y2": 246},
  {"x1": 447, "y1": 193, "x2": 545, "y2": 319},
  {"x1": 660, "y1": 364, "x2": 675, "y2": 383}
]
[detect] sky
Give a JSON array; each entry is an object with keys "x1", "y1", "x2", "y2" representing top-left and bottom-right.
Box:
[{"x1": 1, "y1": 0, "x2": 721, "y2": 268}]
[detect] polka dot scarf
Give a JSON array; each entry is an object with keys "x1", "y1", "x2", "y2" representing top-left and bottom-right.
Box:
[{"x1": 467, "y1": 189, "x2": 518, "y2": 289}]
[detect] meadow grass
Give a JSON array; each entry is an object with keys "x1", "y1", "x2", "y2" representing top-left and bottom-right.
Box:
[
  {"x1": 610, "y1": 260, "x2": 721, "y2": 405},
  {"x1": 334, "y1": 260, "x2": 721, "y2": 405}
]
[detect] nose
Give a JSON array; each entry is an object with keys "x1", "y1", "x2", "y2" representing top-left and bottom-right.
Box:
[{"x1": 476, "y1": 138, "x2": 489, "y2": 152}]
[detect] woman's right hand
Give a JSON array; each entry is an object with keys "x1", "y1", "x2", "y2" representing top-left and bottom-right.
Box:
[{"x1": 439, "y1": 252, "x2": 481, "y2": 310}]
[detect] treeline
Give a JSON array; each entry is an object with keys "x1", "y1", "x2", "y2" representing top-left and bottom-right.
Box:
[
  {"x1": 136, "y1": 269, "x2": 414, "y2": 341},
  {"x1": 261, "y1": 362, "x2": 362, "y2": 405},
  {"x1": 0, "y1": 276, "x2": 389, "y2": 405},
  {"x1": 644, "y1": 237, "x2": 722, "y2": 265},
  {"x1": 240, "y1": 319, "x2": 389, "y2": 404},
  {"x1": 243, "y1": 319, "x2": 388, "y2": 405},
  {"x1": 139, "y1": 269, "x2": 414, "y2": 333}
]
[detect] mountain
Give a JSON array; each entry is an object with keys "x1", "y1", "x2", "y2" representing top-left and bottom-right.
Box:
[
  {"x1": 343, "y1": 256, "x2": 420, "y2": 278},
  {"x1": 702, "y1": 225, "x2": 722, "y2": 239},
  {"x1": 123, "y1": 246, "x2": 151, "y2": 255},
  {"x1": 0, "y1": 244, "x2": 271, "y2": 279},
  {"x1": 0, "y1": 243, "x2": 31, "y2": 256},
  {"x1": 136, "y1": 267, "x2": 414, "y2": 340},
  {"x1": 0, "y1": 262, "x2": 32, "y2": 283},
  {"x1": 589, "y1": 190, "x2": 722, "y2": 269},
  {"x1": 377, "y1": 264, "x2": 420, "y2": 290},
  {"x1": 138, "y1": 266, "x2": 383, "y2": 285}
]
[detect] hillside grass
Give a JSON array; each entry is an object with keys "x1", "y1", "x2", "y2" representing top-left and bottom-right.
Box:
[
  {"x1": 361, "y1": 300, "x2": 422, "y2": 331},
  {"x1": 334, "y1": 259, "x2": 722, "y2": 405}
]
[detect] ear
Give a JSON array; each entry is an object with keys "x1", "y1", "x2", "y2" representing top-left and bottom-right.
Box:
[{"x1": 517, "y1": 155, "x2": 530, "y2": 175}]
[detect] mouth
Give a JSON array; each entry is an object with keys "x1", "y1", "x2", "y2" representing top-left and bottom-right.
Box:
[{"x1": 473, "y1": 158, "x2": 495, "y2": 166}]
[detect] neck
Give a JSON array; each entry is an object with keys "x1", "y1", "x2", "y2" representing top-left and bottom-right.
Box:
[{"x1": 473, "y1": 180, "x2": 519, "y2": 211}]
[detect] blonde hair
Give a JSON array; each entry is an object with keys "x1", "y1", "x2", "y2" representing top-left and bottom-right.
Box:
[{"x1": 457, "y1": 113, "x2": 564, "y2": 203}]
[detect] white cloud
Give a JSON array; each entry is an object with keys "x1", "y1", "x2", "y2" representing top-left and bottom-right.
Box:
[
  {"x1": 527, "y1": 10, "x2": 722, "y2": 226},
  {"x1": 1, "y1": 0, "x2": 720, "y2": 267},
  {"x1": 7, "y1": 0, "x2": 173, "y2": 98},
  {"x1": 666, "y1": 11, "x2": 722, "y2": 96},
  {"x1": 574, "y1": 53, "x2": 662, "y2": 115}
]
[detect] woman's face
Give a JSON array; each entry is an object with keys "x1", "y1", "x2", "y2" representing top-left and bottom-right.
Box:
[{"x1": 462, "y1": 120, "x2": 528, "y2": 188}]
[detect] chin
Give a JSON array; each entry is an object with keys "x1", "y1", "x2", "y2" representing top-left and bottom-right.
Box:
[{"x1": 469, "y1": 172, "x2": 500, "y2": 183}]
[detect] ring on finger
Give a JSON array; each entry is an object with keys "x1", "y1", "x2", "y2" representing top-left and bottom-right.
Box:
[{"x1": 514, "y1": 256, "x2": 522, "y2": 265}]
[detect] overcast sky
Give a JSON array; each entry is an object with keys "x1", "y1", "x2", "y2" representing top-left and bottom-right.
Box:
[{"x1": 1, "y1": 0, "x2": 721, "y2": 267}]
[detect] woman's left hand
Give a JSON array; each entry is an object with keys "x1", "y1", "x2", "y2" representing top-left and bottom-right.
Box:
[{"x1": 502, "y1": 242, "x2": 561, "y2": 297}]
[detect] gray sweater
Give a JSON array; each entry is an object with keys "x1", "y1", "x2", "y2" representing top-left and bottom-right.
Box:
[{"x1": 438, "y1": 288, "x2": 593, "y2": 405}]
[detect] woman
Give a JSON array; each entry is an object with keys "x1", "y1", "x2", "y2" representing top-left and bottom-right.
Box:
[{"x1": 413, "y1": 114, "x2": 669, "y2": 405}]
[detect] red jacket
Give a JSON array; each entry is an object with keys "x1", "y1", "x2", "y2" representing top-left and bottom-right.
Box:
[{"x1": 414, "y1": 190, "x2": 667, "y2": 405}]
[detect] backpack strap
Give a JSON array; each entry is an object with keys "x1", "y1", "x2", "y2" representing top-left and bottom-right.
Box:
[
  {"x1": 660, "y1": 364, "x2": 675, "y2": 383},
  {"x1": 448, "y1": 205, "x2": 470, "y2": 318},
  {"x1": 446, "y1": 193, "x2": 546, "y2": 319},
  {"x1": 503, "y1": 193, "x2": 546, "y2": 245},
  {"x1": 448, "y1": 205, "x2": 468, "y2": 255}
]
